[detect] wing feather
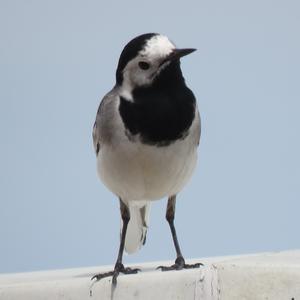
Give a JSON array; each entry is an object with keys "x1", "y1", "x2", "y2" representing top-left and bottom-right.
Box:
[{"x1": 92, "y1": 88, "x2": 118, "y2": 155}]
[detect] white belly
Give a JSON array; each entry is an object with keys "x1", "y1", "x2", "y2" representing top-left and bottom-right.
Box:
[{"x1": 97, "y1": 136, "x2": 197, "y2": 202}]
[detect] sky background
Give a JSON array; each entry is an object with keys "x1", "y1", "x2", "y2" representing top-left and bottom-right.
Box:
[{"x1": 0, "y1": 0, "x2": 299, "y2": 274}]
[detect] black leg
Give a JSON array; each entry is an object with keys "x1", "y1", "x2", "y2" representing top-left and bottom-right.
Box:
[
  {"x1": 91, "y1": 199, "x2": 140, "y2": 286},
  {"x1": 157, "y1": 195, "x2": 203, "y2": 271}
]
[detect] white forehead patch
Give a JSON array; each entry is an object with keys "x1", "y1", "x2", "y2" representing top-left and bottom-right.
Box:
[{"x1": 140, "y1": 35, "x2": 175, "y2": 58}]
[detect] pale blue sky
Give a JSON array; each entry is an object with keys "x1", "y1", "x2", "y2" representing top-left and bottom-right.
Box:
[{"x1": 1, "y1": 0, "x2": 299, "y2": 273}]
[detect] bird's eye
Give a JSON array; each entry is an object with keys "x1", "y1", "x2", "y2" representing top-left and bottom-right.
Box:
[{"x1": 138, "y1": 61, "x2": 150, "y2": 70}]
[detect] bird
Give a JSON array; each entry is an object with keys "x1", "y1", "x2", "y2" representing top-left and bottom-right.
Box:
[{"x1": 92, "y1": 33, "x2": 201, "y2": 286}]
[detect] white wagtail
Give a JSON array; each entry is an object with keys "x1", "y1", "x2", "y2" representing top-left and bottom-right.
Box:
[{"x1": 92, "y1": 33, "x2": 201, "y2": 286}]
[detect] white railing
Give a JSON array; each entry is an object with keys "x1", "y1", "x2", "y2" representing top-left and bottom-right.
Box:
[{"x1": 0, "y1": 250, "x2": 299, "y2": 300}]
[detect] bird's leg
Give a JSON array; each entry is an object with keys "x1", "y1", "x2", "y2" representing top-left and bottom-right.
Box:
[
  {"x1": 91, "y1": 199, "x2": 140, "y2": 286},
  {"x1": 157, "y1": 195, "x2": 203, "y2": 271}
]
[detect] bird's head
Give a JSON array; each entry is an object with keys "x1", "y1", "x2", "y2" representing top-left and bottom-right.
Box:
[{"x1": 115, "y1": 33, "x2": 196, "y2": 98}]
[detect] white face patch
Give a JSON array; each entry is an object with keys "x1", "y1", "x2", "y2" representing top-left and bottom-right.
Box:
[
  {"x1": 140, "y1": 35, "x2": 175, "y2": 59},
  {"x1": 120, "y1": 34, "x2": 176, "y2": 93}
]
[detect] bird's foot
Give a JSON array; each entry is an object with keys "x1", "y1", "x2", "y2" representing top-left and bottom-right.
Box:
[
  {"x1": 157, "y1": 256, "x2": 203, "y2": 271},
  {"x1": 91, "y1": 262, "x2": 140, "y2": 286}
]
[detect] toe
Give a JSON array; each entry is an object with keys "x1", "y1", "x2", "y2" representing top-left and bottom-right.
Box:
[
  {"x1": 184, "y1": 262, "x2": 204, "y2": 269},
  {"x1": 91, "y1": 271, "x2": 114, "y2": 281}
]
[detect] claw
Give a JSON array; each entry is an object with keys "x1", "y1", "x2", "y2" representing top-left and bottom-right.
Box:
[
  {"x1": 91, "y1": 264, "x2": 140, "y2": 286},
  {"x1": 91, "y1": 271, "x2": 115, "y2": 281},
  {"x1": 123, "y1": 267, "x2": 141, "y2": 274},
  {"x1": 185, "y1": 262, "x2": 204, "y2": 269},
  {"x1": 157, "y1": 261, "x2": 203, "y2": 272}
]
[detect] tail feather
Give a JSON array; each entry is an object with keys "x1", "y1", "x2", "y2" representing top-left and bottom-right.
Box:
[{"x1": 124, "y1": 204, "x2": 151, "y2": 254}]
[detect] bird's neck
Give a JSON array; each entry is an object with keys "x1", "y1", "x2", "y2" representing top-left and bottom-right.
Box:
[
  {"x1": 152, "y1": 60, "x2": 186, "y2": 89},
  {"x1": 128, "y1": 62, "x2": 184, "y2": 99},
  {"x1": 118, "y1": 63, "x2": 196, "y2": 146}
]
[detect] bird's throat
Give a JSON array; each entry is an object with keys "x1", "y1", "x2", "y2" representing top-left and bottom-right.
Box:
[{"x1": 119, "y1": 80, "x2": 196, "y2": 146}]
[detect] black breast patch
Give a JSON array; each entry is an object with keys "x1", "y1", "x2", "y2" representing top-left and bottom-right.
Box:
[{"x1": 119, "y1": 84, "x2": 195, "y2": 146}]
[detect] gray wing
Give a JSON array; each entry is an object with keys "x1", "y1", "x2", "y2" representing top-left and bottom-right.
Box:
[
  {"x1": 92, "y1": 121, "x2": 100, "y2": 155},
  {"x1": 92, "y1": 88, "x2": 118, "y2": 155},
  {"x1": 190, "y1": 104, "x2": 201, "y2": 147},
  {"x1": 195, "y1": 108, "x2": 201, "y2": 146}
]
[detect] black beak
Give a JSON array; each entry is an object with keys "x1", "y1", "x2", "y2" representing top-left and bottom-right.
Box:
[
  {"x1": 160, "y1": 48, "x2": 196, "y2": 66},
  {"x1": 168, "y1": 48, "x2": 196, "y2": 60}
]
